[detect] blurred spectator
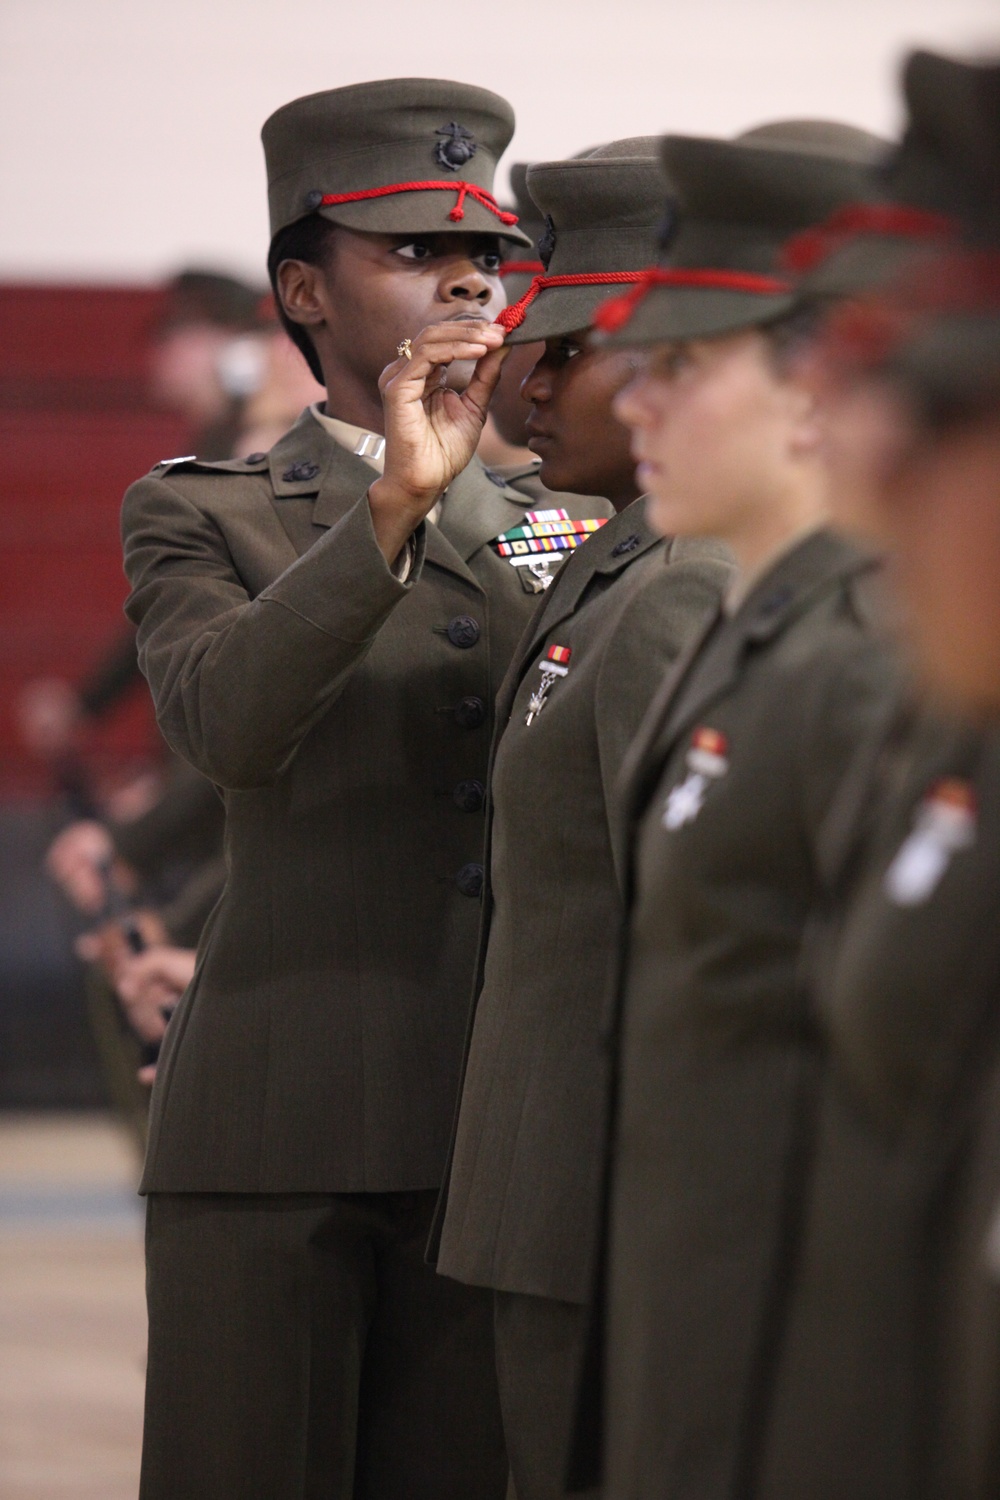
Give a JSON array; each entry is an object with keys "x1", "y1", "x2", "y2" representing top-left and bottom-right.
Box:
[
  {"x1": 115, "y1": 945, "x2": 198, "y2": 1084},
  {"x1": 147, "y1": 267, "x2": 272, "y2": 457},
  {"x1": 234, "y1": 321, "x2": 326, "y2": 455},
  {"x1": 15, "y1": 267, "x2": 273, "y2": 785}
]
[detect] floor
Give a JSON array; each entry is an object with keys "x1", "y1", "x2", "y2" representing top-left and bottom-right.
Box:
[{"x1": 0, "y1": 1112, "x2": 146, "y2": 1500}]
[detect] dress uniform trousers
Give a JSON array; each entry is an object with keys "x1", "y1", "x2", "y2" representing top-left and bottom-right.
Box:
[{"x1": 141, "y1": 1191, "x2": 503, "y2": 1500}]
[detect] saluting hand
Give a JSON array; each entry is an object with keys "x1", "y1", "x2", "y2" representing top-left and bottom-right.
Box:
[{"x1": 368, "y1": 319, "x2": 508, "y2": 565}]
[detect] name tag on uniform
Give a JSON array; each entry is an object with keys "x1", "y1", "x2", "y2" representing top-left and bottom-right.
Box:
[
  {"x1": 662, "y1": 727, "x2": 729, "y2": 830},
  {"x1": 883, "y1": 778, "x2": 977, "y2": 906}
]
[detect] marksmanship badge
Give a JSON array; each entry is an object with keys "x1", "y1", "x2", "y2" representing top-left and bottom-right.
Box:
[
  {"x1": 525, "y1": 644, "x2": 571, "y2": 726},
  {"x1": 662, "y1": 727, "x2": 729, "y2": 831},
  {"x1": 883, "y1": 777, "x2": 977, "y2": 906}
]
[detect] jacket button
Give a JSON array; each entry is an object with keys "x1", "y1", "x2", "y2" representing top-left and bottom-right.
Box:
[
  {"x1": 456, "y1": 862, "x2": 484, "y2": 898},
  {"x1": 447, "y1": 615, "x2": 480, "y2": 648},
  {"x1": 454, "y1": 695, "x2": 485, "y2": 729},
  {"x1": 245, "y1": 451, "x2": 267, "y2": 464},
  {"x1": 453, "y1": 779, "x2": 485, "y2": 813}
]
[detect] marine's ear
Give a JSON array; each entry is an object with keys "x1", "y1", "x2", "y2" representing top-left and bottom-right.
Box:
[{"x1": 275, "y1": 258, "x2": 327, "y2": 332}]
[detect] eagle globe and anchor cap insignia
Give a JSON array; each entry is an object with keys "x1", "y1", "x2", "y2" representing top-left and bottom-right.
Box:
[
  {"x1": 662, "y1": 727, "x2": 730, "y2": 831},
  {"x1": 883, "y1": 777, "x2": 977, "y2": 906},
  {"x1": 435, "y1": 122, "x2": 478, "y2": 172},
  {"x1": 537, "y1": 214, "x2": 557, "y2": 269}
]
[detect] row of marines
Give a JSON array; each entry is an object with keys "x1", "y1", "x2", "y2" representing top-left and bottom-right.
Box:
[{"x1": 114, "y1": 52, "x2": 1000, "y2": 1500}]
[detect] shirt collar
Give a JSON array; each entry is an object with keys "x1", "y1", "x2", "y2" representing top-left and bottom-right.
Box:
[
  {"x1": 309, "y1": 403, "x2": 444, "y2": 524},
  {"x1": 310, "y1": 404, "x2": 385, "y2": 472}
]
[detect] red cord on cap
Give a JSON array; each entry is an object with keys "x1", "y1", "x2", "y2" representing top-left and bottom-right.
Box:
[
  {"x1": 781, "y1": 203, "x2": 955, "y2": 274},
  {"x1": 820, "y1": 249, "x2": 1000, "y2": 376},
  {"x1": 498, "y1": 272, "x2": 647, "y2": 332},
  {"x1": 499, "y1": 260, "x2": 545, "y2": 278},
  {"x1": 822, "y1": 297, "x2": 915, "y2": 372},
  {"x1": 592, "y1": 267, "x2": 793, "y2": 334},
  {"x1": 319, "y1": 180, "x2": 518, "y2": 226}
]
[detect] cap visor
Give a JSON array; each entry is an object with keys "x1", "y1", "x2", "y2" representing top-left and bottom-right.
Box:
[
  {"x1": 319, "y1": 194, "x2": 530, "y2": 246},
  {"x1": 507, "y1": 283, "x2": 641, "y2": 344},
  {"x1": 597, "y1": 286, "x2": 798, "y2": 346}
]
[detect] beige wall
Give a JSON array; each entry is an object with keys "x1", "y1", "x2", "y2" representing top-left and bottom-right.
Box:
[{"x1": 0, "y1": 0, "x2": 996, "y2": 284}]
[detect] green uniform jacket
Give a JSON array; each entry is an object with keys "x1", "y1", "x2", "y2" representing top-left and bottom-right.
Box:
[
  {"x1": 109, "y1": 756, "x2": 226, "y2": 918},
  {"x1": 599, "y1": 529, "x2": 901, "y2": 1500},
  {"x1": 757, "y1": 713, "x2": 1000, "y2": 1500},
  {"x1": 432, "y1": 502, "x2": 732, "y2": 1304},
  {"x1": 121, "y1": 408, "x2": 609, "y2": 1193}
]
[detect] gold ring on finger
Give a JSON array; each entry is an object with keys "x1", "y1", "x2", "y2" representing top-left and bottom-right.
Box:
[{"x1": 397, "y1": 338, "x2": 412, "y2": 361}]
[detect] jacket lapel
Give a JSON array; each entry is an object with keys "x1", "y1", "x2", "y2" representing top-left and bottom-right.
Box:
[
  {"x1": 616, "y1": 528, "x2": 877, "y2": 859},
  {"x1": 658, "y1": 528, "x2": 875, "y2": 759},
  {"x1": 612, "y1": 603, "x2": 726, "y2": 880},
  {"x1": 265, "y1": 409, "x2": 378, "y2": 556},
  {"x1": 425, "y1": 457, "x2": 533, "y2": 591},
  {"x1": 508, "y1": 500, "x2": 661, "y2": 693}
]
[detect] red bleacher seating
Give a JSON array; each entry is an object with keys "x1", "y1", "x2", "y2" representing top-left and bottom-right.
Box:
[{"x1": 0, "y1": 285, "x2": 191, "y2": 798}]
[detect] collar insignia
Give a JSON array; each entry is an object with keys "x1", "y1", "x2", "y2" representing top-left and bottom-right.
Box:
[{"x1": 282, "y1": 461, "x2": 320, "y2": 483}]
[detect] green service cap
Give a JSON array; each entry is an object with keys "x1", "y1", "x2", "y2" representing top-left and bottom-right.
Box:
[
  {"x1": 898, "y1": 50, "x2": 1000, "y2": 244},
  {"x1": 262, "y1": 77, "x2": 531, "y2": 246},
  {"x1": 882, "y1": 55, "x2": 1000, "y2": 413},
  {"x1": 499, "y1": 162, "x2": 547, "y2": 302},
  {"x1": 597, "y1": 130, "x2": 882, "y2": 346},
  {"x1": 499, "y1": 138, "x2": 664, "y2": 343},
  {"x1": 797, "y1": 52, "x2": 1000, "y2": 298},
  {"x1": 739, "y1": 118, "x2": 891, "y2": 163}
]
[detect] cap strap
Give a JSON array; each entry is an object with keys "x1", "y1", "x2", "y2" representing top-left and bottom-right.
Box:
[
  {"x1": 499, "y1": 259, "x2": 545, "y2": 278},
  {"x1": 498, "y1": 272, "x2": 647, "y2": 333},
  {"x1": 318, "y1": 180, "x2": 518, "y2": 226},
  {"x1": 592, "y1": 267, "x2": 793, "y2": 335},
  {"x1": 781, "y1": 202, "x2": 955, "y2": 274}
]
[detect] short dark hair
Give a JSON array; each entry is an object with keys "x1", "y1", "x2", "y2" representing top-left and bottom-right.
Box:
[
  {"x1": 761, "y1": 297, "x2": 825, "y2": 371},
  {"x1": 266, "y1": 215, "x2": 339, "y2": 385}
]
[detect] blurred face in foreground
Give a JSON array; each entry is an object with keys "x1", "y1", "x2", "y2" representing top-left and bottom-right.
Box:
[
  {"x1": 823, "y1": 372, "x2": 1000, "y2": 717},
  {"x1": 613, "y1": 328, "x2": 827, "y2": 574}
]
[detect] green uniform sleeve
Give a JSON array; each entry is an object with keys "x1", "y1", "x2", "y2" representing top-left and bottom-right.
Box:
[{"x1": 122, "y1": 474, "x2": 423, "y2": 789}]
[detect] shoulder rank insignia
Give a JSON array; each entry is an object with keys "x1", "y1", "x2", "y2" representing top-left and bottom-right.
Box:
[
  {"x1": 525, "y1": 644, "x2": 571, "y2": 726},
  {"x1": 492, "y1": 509, "x2": 609, "y2": 593},
  {"x1": 662, "y1": 727, "x2": 729, "y2": 830},
  {"x1": 155, "y1": 454, "x2": 197, "y2": 470},
  {"x1": 883, "y1": 777, "x2": 976, "y2": 906}
]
